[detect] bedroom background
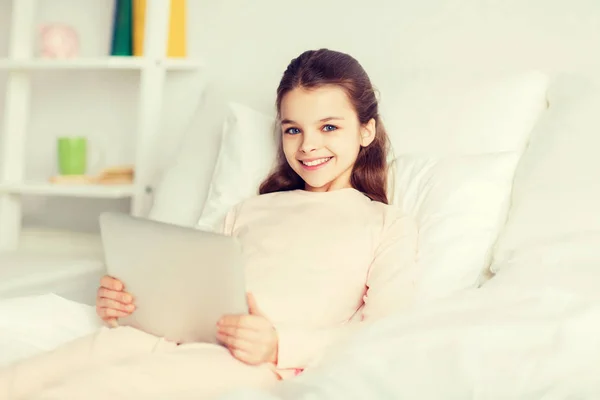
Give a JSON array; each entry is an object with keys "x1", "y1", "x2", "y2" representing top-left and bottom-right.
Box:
[{"x1": 0, "y1": 0, "x2": 599, "y2": 258}]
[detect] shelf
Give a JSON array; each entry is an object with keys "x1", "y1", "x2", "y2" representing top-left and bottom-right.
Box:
[
  {"x1": 0, "y1": 181, "x2": 134, "y2": 198},
  {"x1": 0, "y1": 57, "x2": 204, "y2": 71},
  {"x1": 18, "y1": 226, "x2": 103, "y2": 258},
  {"x1": 0, "y1": 249, "x2": 104, "y2": 304},
  {"x1": 0, "y1": 0, "x2": 196, "y2": 253},
  {"x1": 159, "y1": 58, "x2": 205, "y2": 70}
]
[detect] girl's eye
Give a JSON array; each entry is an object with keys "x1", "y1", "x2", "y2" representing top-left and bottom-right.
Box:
[
  {"x1": 322, "y1": 124, "x2": 337, "y2": 132},
  {"x1": 284, "y1": 127, "x2": 301, "y2": 135}
]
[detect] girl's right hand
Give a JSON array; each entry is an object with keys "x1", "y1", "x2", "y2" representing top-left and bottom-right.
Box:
[{"x1": 96, "y1": 275, "x2": 136, "y2": 326}]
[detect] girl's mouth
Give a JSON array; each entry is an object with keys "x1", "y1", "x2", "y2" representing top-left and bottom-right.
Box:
[{"x1": 300, "y1": 157, "x2": 333, "y2": 170}]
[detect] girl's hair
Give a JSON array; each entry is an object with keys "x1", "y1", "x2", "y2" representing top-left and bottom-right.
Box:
[{"x1": 258, "y1": 48, "x2": 390, "y2": 204}]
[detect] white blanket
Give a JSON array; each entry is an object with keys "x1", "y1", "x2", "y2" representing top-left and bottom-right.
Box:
[
  {"x1": 2, "y1": 267, "x2": 599, "y2": 399},
  {"x1": 220, "y1": 276, "x2": 600, "y2": 399},
  {"x1": 0, "y1": 293, "x2": 101, "y2": 367}
]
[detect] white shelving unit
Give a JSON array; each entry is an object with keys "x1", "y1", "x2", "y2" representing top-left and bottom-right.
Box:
[
  {"x1": 0, "y1": 56, "x2": 204, "y2": 71},
  {"x1": 0, "y1": 181, "x2": 135, "y2": 198},
  {"x1": 0, "y1": 0, "x2": 202, "y2": 252}
]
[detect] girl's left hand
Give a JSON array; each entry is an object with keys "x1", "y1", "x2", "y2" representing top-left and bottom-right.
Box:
[{"x1": 217, "y1": 293, "x2": 279, "y2": 365}]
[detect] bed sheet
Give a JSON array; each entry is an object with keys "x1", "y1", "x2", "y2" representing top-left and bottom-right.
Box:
[{"x1": 219, "y1": 265, "x2": 600, "y2": 400}]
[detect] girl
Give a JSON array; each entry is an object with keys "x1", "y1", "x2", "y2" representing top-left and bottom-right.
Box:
[{"x1": 0, "y1": 48, "x2": 418, "y2": 399}]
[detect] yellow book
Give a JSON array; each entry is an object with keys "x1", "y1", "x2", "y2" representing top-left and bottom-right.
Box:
[
  {"x1": 167, "y1": 0, "x2": 186, "y2": 58},
  {"x1": 132, "y1": 0, "x2": 187, "y2": 58},
  {"x1": 132, "y1": 0, "x2": 146, "y2": 56}
]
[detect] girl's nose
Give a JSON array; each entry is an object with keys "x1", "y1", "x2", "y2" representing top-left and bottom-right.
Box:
[{"x1": 300, "y1": 130, "x2": 321, "y2": 153}]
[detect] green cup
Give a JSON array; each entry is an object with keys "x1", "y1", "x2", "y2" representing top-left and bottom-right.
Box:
[{"x1": 57, "y1": 137, "x2": 87, "y2": 175}]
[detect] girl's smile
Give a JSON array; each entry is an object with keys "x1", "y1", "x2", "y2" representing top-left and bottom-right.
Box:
[{"x1": 299, "y1": 156, "x2": 334, "y2": 170}]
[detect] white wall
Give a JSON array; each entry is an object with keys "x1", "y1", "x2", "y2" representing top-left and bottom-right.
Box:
[
  {"x1": 193, "y1": 0, "x2": 600, "y2": 111},
  {"x1": 1, "y1": 0, "x2": 599, "y2": 236}
]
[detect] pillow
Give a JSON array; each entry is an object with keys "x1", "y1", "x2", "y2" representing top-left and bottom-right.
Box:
[
  {"x1": 378, "y1": 70, "x2": 549, "y2": 156},
  {"x1": 388, "y1": 153, "x2": 522, "y2": 303},
  {"x1": 196, "y1": 103, "x2": 277, "y2": 231},
  {"x1": 148, "y1": 82, "x2": 228, "y2": 227},
  {"x1": 488, "y1": 74, "x2": 600, "y2": 274}
]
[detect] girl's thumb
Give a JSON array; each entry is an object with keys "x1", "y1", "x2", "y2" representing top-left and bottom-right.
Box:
[{"x1": 247, "y1": 292, "x2": 262, "y2": 315}]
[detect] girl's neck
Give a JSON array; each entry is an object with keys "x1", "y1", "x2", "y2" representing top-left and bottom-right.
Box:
[{"x1": 304, "y1": 181, "x2": 353, "y2": 192}]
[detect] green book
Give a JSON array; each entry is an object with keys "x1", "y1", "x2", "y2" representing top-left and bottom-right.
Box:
[{"x1": 110, "y1": 0, "x2": 133, "y2": 56}]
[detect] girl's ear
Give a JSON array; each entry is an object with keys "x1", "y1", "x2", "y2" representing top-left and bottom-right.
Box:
[{"x1": 360, "y1": 118, "x2": 376, "y2": 147}]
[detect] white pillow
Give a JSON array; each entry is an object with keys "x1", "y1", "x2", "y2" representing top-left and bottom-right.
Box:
[
  {"x1": 149, "y1": 82, "x2": 228, "y2": 227},
  {"x1": 196, "y1": 103, "x2": 277, "y2": 231},
  {"x1": 388, "y1": 153, "x2": 522, "y2": 303},
  {"x1": 379, "y1": 70, "x2": 549, "y2": 156},
  {"x1": 489, "y1": 75, "x2": 600, "y2": 274}
]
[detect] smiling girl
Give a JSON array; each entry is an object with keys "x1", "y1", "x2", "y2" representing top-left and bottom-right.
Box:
[{"x1": 1, "y1": 49, "x2": 418, "y2": 399}]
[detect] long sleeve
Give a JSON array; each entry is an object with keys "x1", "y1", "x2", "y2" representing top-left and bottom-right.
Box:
[{"x1": 274, "y1": 212, "x2": 419, "y2": 370}]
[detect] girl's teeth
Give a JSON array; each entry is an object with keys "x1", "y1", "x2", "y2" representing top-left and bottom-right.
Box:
[{"x1": 304, "y1": 157, "x2": 330, "y2": 166}]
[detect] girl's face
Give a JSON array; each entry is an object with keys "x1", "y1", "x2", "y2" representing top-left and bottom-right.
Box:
[{"x1": 279, "y1": 85, "x2": 376, "y2": 192}]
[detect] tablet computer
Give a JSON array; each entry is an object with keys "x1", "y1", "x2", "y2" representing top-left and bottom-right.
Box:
[{"x1": 99, "y1": 212, "x2": 248, "y2": 344}]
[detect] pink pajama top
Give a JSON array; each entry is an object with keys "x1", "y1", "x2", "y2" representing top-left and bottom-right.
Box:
[{"x1": 220, "y1": 188, "x2": 419, "y2": 378}]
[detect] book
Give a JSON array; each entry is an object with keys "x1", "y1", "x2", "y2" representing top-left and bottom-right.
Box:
[{"x1": 111, "y1": 0, "x2": 133, "y2": 56}]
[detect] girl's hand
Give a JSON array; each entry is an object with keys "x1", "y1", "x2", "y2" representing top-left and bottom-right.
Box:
[
  {"x1": 217, "y1": 293, "x2": 278, "y2": 365},
  {"x1": 96, "y1": 275, "x2": 136, "y2": 327}
]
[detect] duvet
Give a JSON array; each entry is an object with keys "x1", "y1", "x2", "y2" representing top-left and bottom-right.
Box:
[{"x1": 221, "y1": 267, "x2": 600, "y2": 399}]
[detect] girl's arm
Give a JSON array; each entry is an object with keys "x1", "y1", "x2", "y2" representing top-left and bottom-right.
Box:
[{"x1": 274, "y1": 213, "x2": 419, "y2": 370}]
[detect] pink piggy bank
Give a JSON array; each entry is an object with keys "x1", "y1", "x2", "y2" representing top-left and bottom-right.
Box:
[{"x1": 39, "y1": 24, "x2": 79, "y2": 59}]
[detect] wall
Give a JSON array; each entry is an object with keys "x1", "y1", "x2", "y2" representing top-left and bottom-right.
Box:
[
  {"x1": 0, "y1": 0, "x2": 599, "y2": 237},
  {"x1": 192, "y1": 0, "x2": 600, "y2": 111}
]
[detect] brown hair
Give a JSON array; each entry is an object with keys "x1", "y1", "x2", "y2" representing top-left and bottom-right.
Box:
[{"x1": 258, "y1": 49, "x2": 391, "y2": 204}]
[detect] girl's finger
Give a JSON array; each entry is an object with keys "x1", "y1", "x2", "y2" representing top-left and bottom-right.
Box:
[
  {"x1": 100, "y1": 275, "x2": 123, "y2": 291},
  {"x1": 98, "y1": 298, "x2": 135, "y2": 313},
  {"x1": 103, "y1": 318, "x2": 119, "y2": 328},
  {"x1": 230, "y1": 348, "x2": 260, "y2": 365},
  {"x1": 217, "y1": 325, "x2": 260, "y2": 342},
  {"x1": 216, "y1": 331, "x2": 254, "y2": 352},
  {"x1": 98, "y1": 307, "x2": 131, "y2": 318},
  {"x1": 246, "y1": 293, "x2": 264, "y2": 316},
  {"x1": 98, "y1": 287, "x2": 133, "y2": 304}
]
